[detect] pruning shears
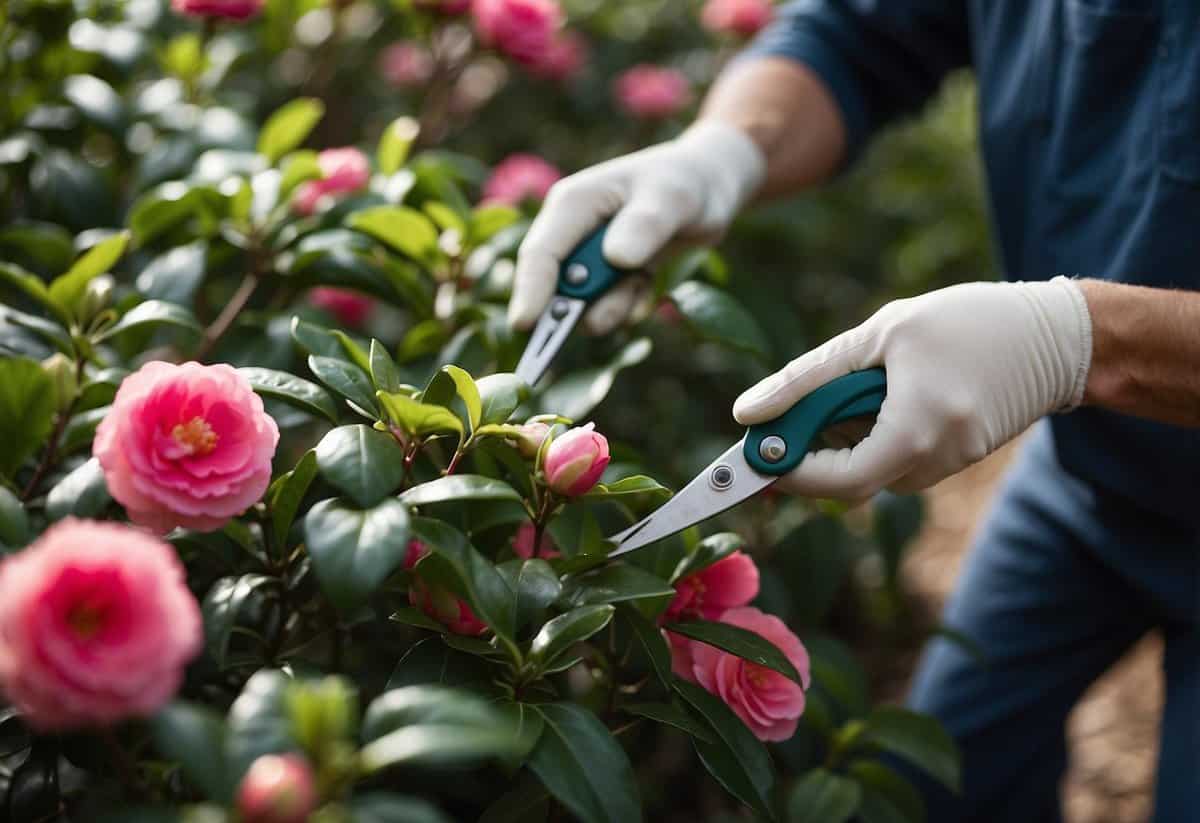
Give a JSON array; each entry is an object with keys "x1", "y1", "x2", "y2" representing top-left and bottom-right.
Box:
[
  {"x1": 606, "y1": 367, "x2": 888, "y2": 557},
  {"x1": 513, "y1": 224, "x2": 637, "y2": 387}
]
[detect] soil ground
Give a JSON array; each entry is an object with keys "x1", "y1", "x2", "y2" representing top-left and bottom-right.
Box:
[{"x1": 894, "y1": 440, "x2": 1163, "y2": 822}]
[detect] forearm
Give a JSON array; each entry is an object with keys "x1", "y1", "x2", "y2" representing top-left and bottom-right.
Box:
[
  {"x1": 697, "y1": 57, "x2": 847, "y2": 199},
  {"x1": 1078, "y1": 280, "x2": 1200, "y2": 427}
]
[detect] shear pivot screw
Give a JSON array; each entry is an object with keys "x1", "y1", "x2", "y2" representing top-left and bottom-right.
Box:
[
  {"x1": 549, "y1": 298, "x2": 571, "y2": 320},
  {"x1": 565, "y1": 263, "x2": 589, "y2": 286},
  {"x1": 759, "y1": 436, "x2": 787, "y2": 464},
  {"x1": 709, "y1": 464, "x2": 735, "y2": 491}
]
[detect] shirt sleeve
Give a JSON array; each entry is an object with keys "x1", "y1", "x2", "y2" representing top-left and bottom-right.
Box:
[{"x1": 741, "y1": 0, "x2": 971, "y2": 165}]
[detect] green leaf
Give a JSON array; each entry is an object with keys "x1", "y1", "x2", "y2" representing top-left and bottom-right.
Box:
[
  {"x1": 478, "y1": 773, "x2": 551, "y2": 823},
  {"x1": 305, "y1": 498, "x2": 411, "y2": 611},
  {"x1": 622, "y1": 702, "x2": 714, "y2": 742},
  {"x1": 857, "y1": 707, "x2": 960, "y2": 792},
  {"x1": 671, "y1": 532, "x2": 743, "y2": 582},
  {"x1": 369, "y1": 339, "x2": 401, "y2": 393},
  {"x1": 291, "y1": 317, "x2": 343, "y2": 358},
  {"x1": 267, "y1": 450, "x2": 318, "y2": 549},
  {"x1": 653, "y1": 248, "x2": 728, "y2": 297},
  {"x1": 410, "y1": 517, "x2": 516, "y2": 652},
  {"x1": 377, "y1": 391, "x2": 464, "y2": 439},
  {"x1": 441, "y1": 365, "x2": 481, "y2": 432},
  {"x1": 96, "y1": 299, "x2": 200, "y2": 342},
  {"x1": 584, "y1": 475, "x2": 672, "y2": 510},
  {"x1": 278, "y1": 150, "x2": 322, "y2": 199},
  {"x1": 872, "y1": 491, "x2": 925, "y2": 586},
  {"x1": 386, "y1": 637, "x2": 494, "y2": 690},
  {"x1": 347, "y1": 792, "x2": 453, "y2": 823},
  {"x1": 848, "y1": 760, "x2": 925, "y2": 823},
  {"x1": 359, "y1": 686, "x2": 525, "y2": 772},
  {"x1": 135, "y1": 242, "x2": 207, "y2": 305},
  {"x1": 544, "y1": 505, "x2": 607, "y2": 560},
  {"x1": 258, "y1": 98, "x2": 324, "y2": 164},
  {"x1": 59, "y1": 406, "x2": 109, "y2": 456},
  {"x1": 315, "y1": 425, "x2": 406, "y2": 507},
  {"x1": 239, "y1": 367, "x2": 338, "y2": 423},
  {"x1": 668, "y1": 280, "x2": 770, "y2": 359},
  {"x1": 0, "y1": 487, "x2": 30, "y2": 550},
  {"x1": 308, "y1": 355, "x2": 379, "y2": 416},
  {"x1": 400, "y1": 475, "x2": 522, "y2": 506},
  {"x1": 45, "y1": 457, "x2": 111, "y2": 522},
  {"x1": 151, "y1": 703, "x2": 231, "y2": 804},
  {"x1": 348, "y1": 206, "x2": 440, "y2": 263},
  {"x1": 529, "y1": 605, "x2": 614, "y2": 670},
  {"x1": 388, "y1": 606, "x2": 448, "y2": 633},
  {"x1": 201, "y1": 575, "x2": 274, "y2": 667},
  {"x1": 0, "y1": 357, "x2": 55, "y2": 479},
  {"x1": 673, "y1": 678, "x2": 776, "y2": 820},
  {"x1": 333, "y1": 330, "x2": 372, "y2": 374},
  {"x1": 497, "y1": 558, "x2": 561, "y2": 631},
  {"x1": 468, "y1": 205, "x2": 520, "y2": 245},
  {"x1": 664, "y1": 619, "x2": 804, "y2": 685},
  {"x1": 621, "y1": 606, "x2": 672, "y2": 688},
  {"x1": 538, "y1": 337, "x2": 652, "y2": 420},
  {"x1": 48, "y1": 231, "x2": 129, "y2": 319},
  {"x1": 377, "y1": 118, "x2": 419, "y2": 177},
  {"x1": 528, "y1": 703, "x2": 642, "y2": 823},
  {"x1": 423, "y1": 364, "x2": 481, "y2": 435},
  {"x1": 425, "y1": 202, "x2": 466, "y2": 234},
  {"x1": 476, "y1": 373, "x2": 529, "y2": 425},
  {"x1": 226, "y1": 670, "x2": 298, "y2": 778},
  {"x1": 0, "y1": 261, "x2": 63, "y2": 323},
  {"x1": 787, "y1": 769, "x2": 861, "y2": 823},
  {"x1": 560, "y1": 564, "x2": 675, "y2": 609}
]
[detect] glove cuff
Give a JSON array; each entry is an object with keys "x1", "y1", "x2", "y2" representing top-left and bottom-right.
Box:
[
  {"x1": 677, "y1": 120, "x2": 767, "y2": 211},
  {"x1": 1048, "y1": 275, "x2": 1094, "y2": 411}
]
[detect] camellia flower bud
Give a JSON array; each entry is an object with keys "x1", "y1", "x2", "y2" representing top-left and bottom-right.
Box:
[
  {"x1": 700, "y1": 0, "x2": 773, "y2": 37},
  {"x1": 41, "y1": 353, "x2": 77, "y2": 413},
  {"x1": 171, "y1": 0, "x2": 264, "y2": 20},
  {"x1": 543, "y1": 423, "x2": 609, "y2": 496},
  {"x1": 614, "y1": 65, "x2": 692, "y2": 119},
  {"x1": 508, "y1": 421, "x2": 552, "y2": 459},
  {"x1": 481, "y1": 154, "x2": 562, "y2": 207},
  {"x1": 236, "y1": 753, "x2": 317, "y2": 823},
  {"x1": 78, "y1": 274, "x2": 114, "y2": 326}
]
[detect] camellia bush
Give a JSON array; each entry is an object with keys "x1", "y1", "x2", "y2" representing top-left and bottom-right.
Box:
[{"x1": 0, "y1": 0, "x2": 987, "y2": 820}]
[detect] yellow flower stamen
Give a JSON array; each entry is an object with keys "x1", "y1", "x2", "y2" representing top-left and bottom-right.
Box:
[{"x1": 172, "y1": 416, "x2": 218, "y2": 456}]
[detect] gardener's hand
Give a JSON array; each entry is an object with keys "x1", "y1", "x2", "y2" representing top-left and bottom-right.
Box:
[
  {"x1": 733, "y1": 279, "x2": 1094, "y2": 500},
  {"x1": 508, "y1": 121, "x2": 765, "y2": 334}
]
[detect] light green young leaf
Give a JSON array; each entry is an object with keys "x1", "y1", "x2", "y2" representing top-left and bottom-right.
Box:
[{"x1": 258, "y1": 98, "x2": 324, "y2": 163}]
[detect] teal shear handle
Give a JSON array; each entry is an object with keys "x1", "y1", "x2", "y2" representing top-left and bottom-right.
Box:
[
  {"x1": 556, "y1": 224, "x2": 635, "y2": 302},
  {"x1": 744, "y1": 368, "x2": 887, "y2": 475}
]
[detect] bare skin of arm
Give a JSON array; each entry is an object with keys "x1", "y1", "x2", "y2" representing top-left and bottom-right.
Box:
[{"x1": 1078, "y1": 280, "x2": 1200, "y2": 427}]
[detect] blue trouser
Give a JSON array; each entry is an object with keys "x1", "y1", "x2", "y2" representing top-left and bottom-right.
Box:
[{"x1": 905, "y1": 422, "x2": 1200, "y2": 822}]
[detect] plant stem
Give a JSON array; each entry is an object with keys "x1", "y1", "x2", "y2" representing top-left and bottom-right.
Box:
[
  {"x1": 195, "y1": 268, "x2": 260, "y2": 362},
  {"x1": 20, "y1": 407, "x2": 70, "y2": 502}
]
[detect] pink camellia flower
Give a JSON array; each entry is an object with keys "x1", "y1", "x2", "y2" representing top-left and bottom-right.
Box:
[
  {"x1": 379, "y1": 41, "x2": 434, "y2": 89},
  {"x1": 512, "y1": 522, "x2": 560, "y2": 559},
  {"x1": 405, "y1": 541, "x2": 488, "y2": 636},
  {"x1": 292, "y1": 147, "x2": 371, "y2": 217},
  {"x1": 482, "y1": 154, "x2": 562, "y2": 206},
  {"x1": 416, "y1": 0, "x2": 472, "y2": 14},
  {"x1": 94, "y1": 361, "x2": 279, "y2": 534},
  {"x1": 678, "y1": 606, "x2": 811, "y2": 742},
  {"x1": 473, "y1": 0, "x2": 564, "y2": 66},
  {"x1": 171, "y1": 0, "x2": 263, "y2": 19},
  {"x1": 664, "y1": 550, "x2": 760, "y2": 622},
  {"x1": 308, "y1": 287, "x2": 374, "y2": 328},
  {"x1": 529, "y1": 30, "x2": 587, "y2": 81},
  {"x1": 700, "y1": 0, "x2": 773, "y2": 37},
  {"x1": 0, "y1": 519, "x2": 202, "y2": 731},
  {"x1": 543, "y1": 423, "x2": 609, "y2": 496},
  {"x1": 236, "y1": 753, "x2": 317, "y2": 823},
  {"x1": 614, "y1": 65, "x2": 693, "y2": 119},
  {"x1": 508, "y1": 421, "x2": 552, "y2": 459}
]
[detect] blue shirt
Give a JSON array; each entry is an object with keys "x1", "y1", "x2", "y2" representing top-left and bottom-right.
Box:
[{"x1": 747, "y1": 0, "x2": 1200, "y2": 524}]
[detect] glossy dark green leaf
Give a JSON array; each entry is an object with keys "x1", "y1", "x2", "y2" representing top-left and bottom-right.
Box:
[
  {"x1": 528, "y1": 703, "x2": 642, "y2": 823},
  {"x1": 45, "y1": 457, "x2": 112, "y2": 521},
  {"x1": 258, "y1": 98, "x2": 324, "y2": 163},
  {"x1": 671, "y1": 532, "x2": 744, "y2": 582},
  {"x1": 314, "y1": 425, "x2": 406, "y2": 507},
  {"x1": 151, "y1": 702, "x2": 232, "y2": 803},
  {"x1": 560, "y1": 564, "x2": 675, "y2": 609},
  {"x1": 369, "y1": 339, "x2": 401, "y2": 393},
  {"x1": 201, "y1": 574, "x2": 274, "y2": 667},
  {"x1": 267, "y1": 450, "x2": 318, "y2": 549},
  {"x1": 400, "y1": 475, "x2": 522, "y2": 506},
  {"x1": 653, "y1": 248, "x2": 728, "y2": 297},
  {"x1": 388, "y1": 607, "x2": 447, "y2": 633},
  {"x1": 0, "y1": 261, "x2": 63, "y2": 323},
  {"x1": 583, "y1": 475, "x2": 672, "y2": 508},
  {"x1": 134, "y1": 241, "x2": 207, "y2": 305},
  {"x1": 6, "y1": 745, "x2": 59, "y2": 822},
  {"x1": 669, "y1": 280, "x2": 770, "y2": 359},
  {"x1": 305, "y1": 498, "x2": 411, "y2": 611},
  {"x1": 0, "y1": 357, "x2": 55, "y2": 479},
  {"x1": 529, "y1": 604, "x2": 614, "y2": 669},
  {"x1": 59, "y1": 405, "x2": 109, "y2": 455},
  {"x1": 673, "y1": 678, "x2": 776, "y2": 820},
  {"x1": 497, "y1": 558, "x2": 561, "y2": 631},
  {"x1": 787, "y1": 768, "x2": 861, "y2": 823},
  {"x1": 226, "y1": 669, "x2": 298, "y2": 778},
  {"x1": 0, "y1": 487, "x2": 29, "y2": 550},
  {"x1": 386, "y1": 637, "x2": 495, "y2": 690},
  {"x1": 857, "y1": 707, "x2": 960, "y2": 792},
  {"x1": 362, "y1": 685, "x2": 498, "y2": 742},
  {"x1": 848, "y1": 760, "x2": 926, "y2": 823},
  {"x1": 622, "y1": 702, "x2": 714, "y2": 742},
  {"x1": 308, "y1": 355, "x2": 379, "y2": 416},
  {"x1": 240, "y1": 367, "x2": 338, "y2": 423},
  {"x1": 621, "y1": 606, "x2": 673, "y2": 688},
  {"x1": 665, "y1": 619, "x2": 803, "y2": 685},
  {"x1": 544, "y1": 504, "x2": 607, "y2": 560},
  {"x1": 476, "y1": 373, "x2": 528, "y2": 425},
  {"x1": 96, "y1": 299, "x2": 200, "y2": 341},
  {"x1": 290, "y1": 317, "x2": 344, "y2": 358},
  {"x1": 347, "y1": 792, "x2": 453, "y2": 823},
  {"x1": 537, "y1": 337, "x2": 652, "y2": 420}
]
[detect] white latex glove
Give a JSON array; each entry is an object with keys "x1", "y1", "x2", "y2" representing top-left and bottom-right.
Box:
[
  {"x1": 508, "y1": 121, "x2": 766, "y2": 334},
  {"x1": 733, "y1": 278, "x2": 1094, "y2": 500}
]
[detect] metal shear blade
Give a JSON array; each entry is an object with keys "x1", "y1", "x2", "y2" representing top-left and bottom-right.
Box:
[
  {"x1": 607, "y1": 440, "x2": 775, "y2": 557},
  {"x1": 514, "y1": 297, "x2": 586, "y2": 387}
]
